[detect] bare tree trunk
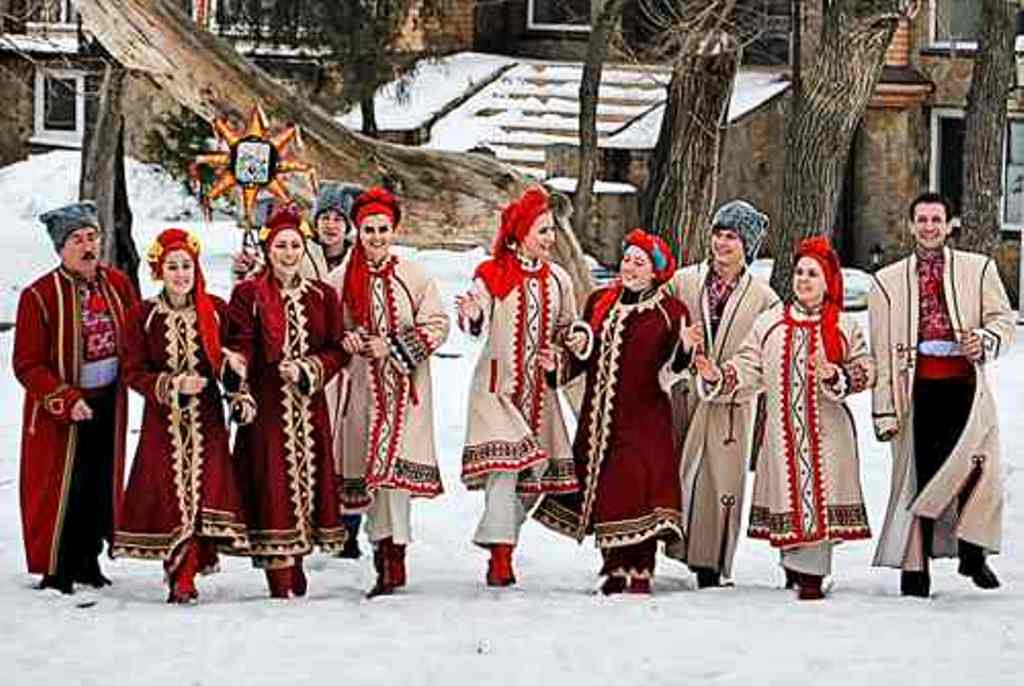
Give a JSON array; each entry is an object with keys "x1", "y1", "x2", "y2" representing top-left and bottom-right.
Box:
[
  {"x1": 960, "y1": 0, "x2": 1015, "y2": 256},
  {"x1": 572, "y1": 0, "x2": 628, "y2": 243},
  {"x1": 768, "y1": 0, "x2": 915, "y2": 297},
  {"x1": 80, "y1": 62, "x2": 140, "y2": 291},
  {"x1": 641, "y1": 33, "x2": 738, "y2": 265}
]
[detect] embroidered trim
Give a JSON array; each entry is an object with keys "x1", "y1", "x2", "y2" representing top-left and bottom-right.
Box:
[
  {"x1": 461, "y1": 436, "x2": 548, "y2": 490},
  {"x1": 593, "y1": 508, "x2": 684, "y2": 549},
  {"x1": 748, "y1": 504, "x2": 871, "y2": 544}
]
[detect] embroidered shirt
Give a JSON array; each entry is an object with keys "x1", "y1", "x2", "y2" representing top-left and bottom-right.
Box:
[
  {"x1": 706, "y1": 267, "x2": 739, "y2": 338},
  {"x1": 79, "y1": 279, "x2": 119, "y2": 388},
  {"x1": 916, "y1": 249, "x2": 956, "y2": 345}
]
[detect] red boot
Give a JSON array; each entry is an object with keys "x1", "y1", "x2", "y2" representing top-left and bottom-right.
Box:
[
  {"x1": 293, "y1": 557, "x2": 307, "y2": 598},
  {"x1": 367, "y1": 539, "x2": 397, "y2": 598},
  {"x1": 167, "y1": 541, "x2": 200, "y2": 604},
  {"x1": 486, "y1": 544, "x2": 516, "y2": 587},
  {"x1": 265, "y1": 568, "x2": 293, "y2": 599},
  {"x1": 389, "y1": 544, "x2": 407, "y2": 589},
  {"x1": 627, "y1": 576, "x2": 652, "y2": 595}
]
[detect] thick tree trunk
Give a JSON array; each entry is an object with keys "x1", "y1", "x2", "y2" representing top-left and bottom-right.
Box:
[
  {"x1": 360, "y1": 93, "x2": 379, "y2": 138},
  {"x1": 960, "y1": 0, "x2": 1015, "y2": 257},
  {"x1": 80, "y1": 62, "x2": 140, "y2": 292},
  {"x1": 768, "y1": 0, "x2": 915, "y2": 297},
  {"x1": 572, "y1": 0, "x2": 628, "y2": 244},
  {"x1": 74, "y1": 0, "x2": 598, "y2": 297},
  {"x1": 641, "y1": 34, "x2": 738, "y2": 265}
]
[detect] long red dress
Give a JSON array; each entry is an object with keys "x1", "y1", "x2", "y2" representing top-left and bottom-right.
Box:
[
  {"x1": 535, "y1": 286, "x2": 689, "y2": 580},
  {"x1": 112, "y1": 294, "x2": 249, "y2": 574},
  {"x1": 13, "y1": 265, "x2": 136, "y2": 575},
  {"x1": 227, "y1": 276, "x2": 348, "y2": 568}
]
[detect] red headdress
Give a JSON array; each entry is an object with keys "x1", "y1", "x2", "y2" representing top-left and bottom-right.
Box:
[
  {"x1": 796, "y1": 235, "x2": 845, "y2": 364},
  {"x1": 474, "y1": 186, "x2": 552, "y2": 300},
  {"x1": 256, "y1": 205, "x2": 311, "y2": 362},
  {"x1": 589, "y1": 228, "x2": 677, "y2": 331},
  {"x1": 146, "y1": 228, "x2": 222, "y2": 371},
  {"x1": 344, "y1": 186, "x2": 401, "y2": 328}
]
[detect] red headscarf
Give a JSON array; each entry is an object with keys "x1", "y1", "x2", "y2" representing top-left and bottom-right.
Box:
[
  {"x1": 147, "y1": 228, "x2": 222, "y2": 372},
  {"x1": 344, "y1": 186, "x2": 400, "y2": 328},
  {"x1": 474, "y1": 186, "x2": 552, "y2": 300},
  {"x1": 796, "y1": 236, "x2": 845, "y2": 364},
  {"x1": 589, "y1": 229, "x2": 677, "y2": 332},
  {"x1": 256, "y1": 205, "x2": 309, "y2": 362}
]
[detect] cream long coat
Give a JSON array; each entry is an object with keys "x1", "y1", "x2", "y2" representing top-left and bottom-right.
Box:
[
  {"x1": 459, "y1": 262, "x2": 578, "y2": 495},
  {"x1": 868, "y1": 248, "x2": 1015, "y2": 569},
  {"x1": 706, "y1": 305, "x2": 875, "y2": 550},
  {"x1": 326, "y1": 255, "x2": 450, "y2": 511},
  {"x1": 664, "y1": 263, "x2": 779, "y2": 575}
]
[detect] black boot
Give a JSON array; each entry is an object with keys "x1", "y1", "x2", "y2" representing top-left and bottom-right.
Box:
[
  {"x1": 694, "y1": 567, "x2": 721, "y2": 589},
  {"x1": 39, "y1": 574, "x2": 74, "y2": 595},
  {"x1": 958, "y1": 544, "x2": 1000, "y2": 590},
  {"x1": 900, "y1": 570, "x2": 931, "y2": 598},
  {"x1": 784, "y1": 568, "x2": 799, "y2": 590},
  {"x1": 337, "y1": 535, "x2": 362, "y2": 560},
  {"x1": 73, "y1": 556, "x2": 112, "y2": 588}
]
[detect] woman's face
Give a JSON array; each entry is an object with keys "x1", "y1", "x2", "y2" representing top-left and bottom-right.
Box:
[
  {"x1": 793, "y1": 255, "x2": 828, "y2": 308},
  {"x1": 358, "y1": 213, "x2": 394, "y2": 263},
  {"x1": 620, "y1": 245, "x2": 655, "y2": 292},
  {"x1": 316, "y1": 209, "x2": 347, "y2": 249},
  {"x1": 268, "y1": 228, "x2": 305, "y2": 280},
  {"x1": 519, "y1": 211, "x2": 555, "y2": 262},
  {"x1": 162, "y1": 249, "x2": 195, "y2": 299}
]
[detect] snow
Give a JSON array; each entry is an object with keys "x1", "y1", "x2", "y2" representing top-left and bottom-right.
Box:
[
  {"x1": 2, "y1": 152, "x2": 1023, "y2": 684},
  {"x1": 0, "y1": 33, "x2": 79, "y2": 55},
  {"x1": 337, "y1": 52, "x2": 518, "y2": 132},
  {"x1": 546, "y1": 177, "x2": 638, "y2": 195}
]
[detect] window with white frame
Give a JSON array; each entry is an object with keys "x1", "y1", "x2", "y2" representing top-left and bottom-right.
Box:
[
  {"x1": 25, "y1": 0, "x2": 77, "y2": 26},
  {"x1": 931, "y1": 109, "x2": 1024, "y2": 230},
  {"x1": 528, "y1": 0, "x2": 592, "y2": 32},
  {"x1": 32, "y1": 68, "x2": 88, "y2": 147}
]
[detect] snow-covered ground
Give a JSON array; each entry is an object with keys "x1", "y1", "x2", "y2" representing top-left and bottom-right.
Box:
[{"x1": 1, "y1": 152, "x2": 1023, "y2": 685}]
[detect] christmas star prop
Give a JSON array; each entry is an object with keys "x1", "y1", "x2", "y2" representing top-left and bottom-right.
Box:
[{"x1": 191, "y1": 103, "x2": 317, "y2": 227}]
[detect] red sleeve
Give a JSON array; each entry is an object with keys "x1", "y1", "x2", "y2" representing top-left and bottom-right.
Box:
[
  {"x1": 121, "y1": 301, "x2": 174, "y2": 406},
  {"x1": 225, "y1": 281, "x2": 258, "y2": 369},
  {"x1": 12, "y1": 286, "x2": 82, "y2": 422},
  {"x1": 299, "y1": 284, "x2": 348, "y2": 392}
]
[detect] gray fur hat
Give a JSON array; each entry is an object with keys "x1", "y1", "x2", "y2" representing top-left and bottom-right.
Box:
[
  {"x1": 315, "y1": 181, "x2": 364, "y2": 225},
  {"x1": 711, "y1": 199, "x2": 769, "y2": 263},
  {"x1": 40, "y1": 201, "x2": 100, "y2": 251}
]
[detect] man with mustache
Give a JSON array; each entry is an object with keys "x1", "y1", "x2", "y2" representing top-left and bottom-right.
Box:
[
  {"x1": 869, "y1": 192, "x2": 1015, "y2": 598},
  {"x1": 13, "y1": 201, "x2": 138, "y2": 594}
]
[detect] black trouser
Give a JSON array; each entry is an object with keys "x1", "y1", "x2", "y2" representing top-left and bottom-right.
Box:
[
  {"x1": 912, "y1": 375, "x2": 984, "y2": 564},
  {"x1": 54, "y1": 387, "x2": 116, "y2": 579}
]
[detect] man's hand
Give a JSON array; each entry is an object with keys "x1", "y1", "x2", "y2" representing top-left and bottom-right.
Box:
[
  {"x1": 565, "y1": 331, "x2": 588, "y2": 357},
  {"x1": 537, "y1": 347, "x2": 558, "y2": 372},
  {"x1": 681, "y1": 323, "x2": 703, "y2": 352},
  {"x1": 341, "y1": 331, "x2": 363, "y2": 356},
  {"x1": 70, "y1": 399, "x2": 93, "y2": 422},
  {"x1": 817, "y1": 361, "x2": 841, "y2": 384},
  {"x1": 960, "y1": 331, "x2": 984, "y2": 362}
]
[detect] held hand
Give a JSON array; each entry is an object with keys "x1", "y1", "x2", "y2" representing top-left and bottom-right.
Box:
[
  {"x1": 363, "y1": 335, "x2": 390, "y2": 360},
  {"x1": 279, "y1": 361, "x2": 301, "y2": 385},
  {"x1": 817, "y1": 361, "x2": 841, "y2": 384},
  {"x1": 960, "y1": 331, "x2": 983, "y2": 362},
  {"x1": 341, "y1": 331, "x2": 363, "y2": 355},
  {"x1": 455, "y1": 292, "x2": 483, "y2": 322},
  {"x1": 177, "y1": 374, "x2": 208, "y2": 396},
  {"x1": 694, "y1": 354, "x2": 721, "y2": 383},
  {"x1": 537, "y1": 347, "x2": 558, "y2": 372},
  {"x1": 223, "y1": 348, "x2": 247, "y2": 380},
  {"x1": 70, "y1": 399, "x2": 93, "y2": 422},
  {"x1": 565, "y1": 331, "x2": 587, "y2": 356},
  {"x1": 681, "y1": 323, "x2": 703, "y2": 351}
]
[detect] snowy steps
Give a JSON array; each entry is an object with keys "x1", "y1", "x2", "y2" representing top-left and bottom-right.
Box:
[{"x1": 479, "y1": 61, "x2": 669, "y2": 174}]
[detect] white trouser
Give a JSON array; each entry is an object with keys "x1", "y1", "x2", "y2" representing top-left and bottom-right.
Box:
[
  {"x1": 367, "y1": 489, "x2": 412, "y2": 545},
  {"x1": 473, "y1": 473, "x2": 534, "y2": 546},
  {"x1": 781, "y1": 542, "x2": 834, "y2": 577}
]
